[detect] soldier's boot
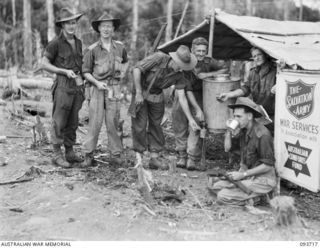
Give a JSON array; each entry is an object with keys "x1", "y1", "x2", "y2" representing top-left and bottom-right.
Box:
[
  {"x1": 176, "y1": 151, "x2": 187, "y2": 168},
  {"x1": 149, "y1": 153, "x2": 169, "y2": 170},
  {"x1": 65, "y1": 146, "x2": 83, "y2": 163},
  {"x1": 186, "y1": 157, "x2": 200, "y2": 171},
  {"x1": 81, "y1": 152, "x2": 95, "y2": 167},
  {"x1": 110, "y1": 153, "x2": 125, "y2": 166},
  {"x1": 52, "y1": 144, "x2": 71, "y2": 168}
]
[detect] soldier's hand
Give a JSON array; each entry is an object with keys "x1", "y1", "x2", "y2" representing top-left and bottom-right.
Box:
[
  {"x1": 197, "y1": 72, "x2": 207, "y2": 80},
  {"x1": 189, "y1": 118, "x2": 200, "y2": 131},
  {"x1": 227, "y1": 171, "x2": 244, "y2": 181},
  {"x1": 195, "y1": 109, "x2": 204, "y2": 121},
  {"x1": 135, "y1": 92, "x2": 144, "y2": 105},
  {"x1": 96, "y1": 81, "x2": 108, "y2": 91},
  {"x1": 64, "y1": 69, "x2": 77, "y2": 79},
  {"x1": 217, "y1": 93, "x2": 230, "y2": 102}
]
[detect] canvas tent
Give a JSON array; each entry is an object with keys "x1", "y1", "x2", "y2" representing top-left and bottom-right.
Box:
[{"x1": 158, "y1": 11, "x2": 320, "y2": 71}]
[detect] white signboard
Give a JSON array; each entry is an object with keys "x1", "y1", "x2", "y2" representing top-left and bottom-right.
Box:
[{"x1": 275, "y1": 70, "x2": 320, "y2": 192}]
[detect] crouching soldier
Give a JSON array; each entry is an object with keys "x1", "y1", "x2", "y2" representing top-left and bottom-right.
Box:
[
  {"x1": 211, "y1": 97, "x2": 276, "y2": 205},
  {"x1": 41, "y1": 8, "x2": 84, "y2": 167},
  {"x1": 81, "y1": 14, "x2": 128, "y2": 167},
  {"x1": 129, "y1": 45, "x2": 203, "y2": 170}
]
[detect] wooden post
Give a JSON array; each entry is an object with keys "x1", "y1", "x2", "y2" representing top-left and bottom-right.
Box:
[
  {"x1": 165, "y1": 0, "x2": 173, "y2": 42},
  {"x1": 174, "y1": 0, "x2": 190, "y2": 39},
  {"x1": 207, "y1": 9, "x2": 215, "y2": 58}
]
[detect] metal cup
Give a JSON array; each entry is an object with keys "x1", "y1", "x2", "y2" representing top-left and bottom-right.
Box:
[
  {"x1": 75, "y1": 75, "x2": 84, "y2": 86},
  {"x1": 226, "y1": 119, "x2": 240, "y2": 131}
]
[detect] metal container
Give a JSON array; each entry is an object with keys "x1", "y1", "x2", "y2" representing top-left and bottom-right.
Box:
[{"x1": 203, "y1": 75, "x2": 240, "y2": 133}]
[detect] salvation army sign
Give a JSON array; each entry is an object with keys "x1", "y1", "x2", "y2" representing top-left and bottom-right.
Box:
[
  {"x1": 286, "y1": 79, "x2": 315, "y2": 120},
  {"x1": 276, "y1": 70, "x2": 320, "y2": 192}
]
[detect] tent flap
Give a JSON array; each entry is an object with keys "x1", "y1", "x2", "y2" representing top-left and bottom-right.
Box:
[{"x1": 158, "y1": 11, "x2": 320, "y2": 70}]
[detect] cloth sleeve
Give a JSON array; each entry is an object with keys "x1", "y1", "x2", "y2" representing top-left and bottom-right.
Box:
[
  {"x1": 122, "y1": 47, "x2": 128, "y2": 64},
  {"x1": 209, "y1": 58, "x2": 228, "y2": 71},
  {"x1": 82, "y1": 49, "x2": 94, "y2": 74},
  {"x1": 241, "y1": 70, "x2": 252, "y2": 96},
  {"x1": 44, "y1": 40, "x2": 58, "y2": 63},
  {"x1": 135, "y1": 52, "x2": 165, "y2": 74},
  {"x1": 258, "y1": 134, "x2": 275, "y2": 166},
  {"x1": 174, "y1": 72, "x2": 192, "y2": 91}
]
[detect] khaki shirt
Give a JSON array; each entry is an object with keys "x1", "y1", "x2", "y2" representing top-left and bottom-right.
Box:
[
  {"x1": 241, "y1": 62, "x2": 276, "y2": 116},
  {"x1": 82, "y1": 40, "x2": 128, "y2": 81},
  {"x1": 231, "y1": 120, "x2": 275, "y2": 169},
  {"x1": 44, "y1": 32, "x2": 82, "y2": 88},
  {"x1": 135, "y1": 52, "x2": 192, "y2": 95}
]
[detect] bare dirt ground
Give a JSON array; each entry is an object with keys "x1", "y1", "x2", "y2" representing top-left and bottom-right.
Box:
[{"x1": 1, "y1": 87, "x2": 320, "y2": 241}]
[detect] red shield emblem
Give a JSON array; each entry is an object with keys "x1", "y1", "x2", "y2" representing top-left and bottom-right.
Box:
[{"x1": 285, "y1": 79, "x2": 315, "y2": 120}]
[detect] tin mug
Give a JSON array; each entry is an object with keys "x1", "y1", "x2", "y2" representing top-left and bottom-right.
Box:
[
  {"x1": 226, "y1": 119, "x2": 240, "y2": 131},
  {"x1": 75, "y1": 75, "x2": 84, "y2": 86}
]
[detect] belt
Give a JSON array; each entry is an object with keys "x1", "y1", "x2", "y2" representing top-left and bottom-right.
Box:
[
  {"x1": 103, "y1": 78, "x2": 120, "y2": 86},
  {"x1": 143, "y1": 91, "x2": 164, "y2": 103}
]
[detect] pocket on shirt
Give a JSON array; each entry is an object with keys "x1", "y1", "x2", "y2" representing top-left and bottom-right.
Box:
[{"x1": 95, "y1": 58, "x2": 111, "y2": 76}]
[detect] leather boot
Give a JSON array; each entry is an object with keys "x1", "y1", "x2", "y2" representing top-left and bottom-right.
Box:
[
  {"x1": 187, "y1": 158, "x2": 206, "y2": 171},
  {"x1": 149, "y1": 157, "x2": 169, "y2": 170},
  {"x1": 52, "y1": 144, "x2": 71, "y2": 168},
  {"x1": 65, "y1": 146, "x2": 83, "y2": 163},
  {"x1": 81, "y1": 152, "x2": 95, "y2": 167},
  {"x1": 176, "y1": 151, "x2": 187, "y2": 168},
  {"x1": 110, "y1": 153, "x2": 125, "y2": 165}
]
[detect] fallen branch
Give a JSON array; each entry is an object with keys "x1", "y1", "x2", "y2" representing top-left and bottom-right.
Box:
[
  {"x1": 185, "y1": 188, "x2": 213, "y2": 221},
  {"x1": 0, "y1": 178, "x2": 33, "y2": 185},
  {"x1": 141, "y1": 204, "x2": 156, "y2": 216}
]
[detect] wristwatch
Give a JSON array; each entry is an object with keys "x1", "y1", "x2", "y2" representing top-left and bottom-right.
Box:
[{"x1": 243, "y1": 171, "x2": 248, "y2": 178}]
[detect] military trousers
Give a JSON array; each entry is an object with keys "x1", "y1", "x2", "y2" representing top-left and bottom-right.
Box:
[
  {"x1": 83, "y1": 86, "x2": 123, "y2": 155},
  {"x1": 51, "y1": 82, "x2": 84, "y2": 148},
  {"x1": 212, "y1": 168, "x2": 277, "y2": 205},
  {"x1": 172, "y1": 90, "x2": 203, "y2": 160},
  {"x1": 131, "y1": 97, "x2": 165, "y2": 154}
]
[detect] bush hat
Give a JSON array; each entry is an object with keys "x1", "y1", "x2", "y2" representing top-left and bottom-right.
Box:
[
  {"x1": 91, "y1": 13, "x2": 121, "y2": 33},
  {"x1": 169, "y1": 45, "x2": 197, "y2": 71},
  {"x1": 55, "y1": 8, "x2": 83, "y2": 27},
  {"x1": 228, "y1": 97, "x2": 263, "y2": 118}
]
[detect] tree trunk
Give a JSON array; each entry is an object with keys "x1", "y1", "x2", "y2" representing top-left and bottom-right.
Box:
[
  {"x1": 299, "y1": 0, "x2": 303, "y2": 21},
  {"x1": 23, "y1": 0, "x2": 32, "y2": 70},
  {"x1": 46, "y1": 0, "x2": 55, "y2": 41},
  {"x1": 165, "y1": 0, "x2": 173, "y2": 43},
  {"x1": 246, "y1": 0, "x2": 252, "y2": 16},
  {"x1": 283, "y1": 0, "x2": 290, "y2": 20},
  {"x1": 131, "y1": 0, "x2": 138, "y2": 62},
  {"x1": 11, "y1": 0, "x2": 18, "y2": 66}
]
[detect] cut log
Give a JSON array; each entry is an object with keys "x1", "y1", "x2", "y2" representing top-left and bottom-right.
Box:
[{"x1": 0, "y1": 77, "x2": 53, "y2": 90}]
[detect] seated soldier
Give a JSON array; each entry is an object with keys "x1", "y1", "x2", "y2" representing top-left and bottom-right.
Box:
[{"x1": 211, "y1": 97, "x2": 277, "y2": 206}]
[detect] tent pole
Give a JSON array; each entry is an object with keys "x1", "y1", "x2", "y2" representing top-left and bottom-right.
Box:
[{"x1": 208, "y1": 9, "x2": 215, "y2": 58}]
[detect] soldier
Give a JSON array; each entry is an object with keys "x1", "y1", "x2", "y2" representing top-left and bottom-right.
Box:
[
  {"x1": 130, "y1": 45, "x2": 201, "y2": 170},
  {"x1": 219, "y1": 47, "x2": 276, "y2": 132},
  {"x1": 82, "y1": 14, "x2": 128, "y2": 167},
  {"x1": 41, "y1": 8, "x2": 84, "y2": 168},
  {"x1": 172, "y1": 37, "x2": 228, "y2": 170},
  {"x1": 211, "y1": 97, "x2": 276, "y2": 205}
]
